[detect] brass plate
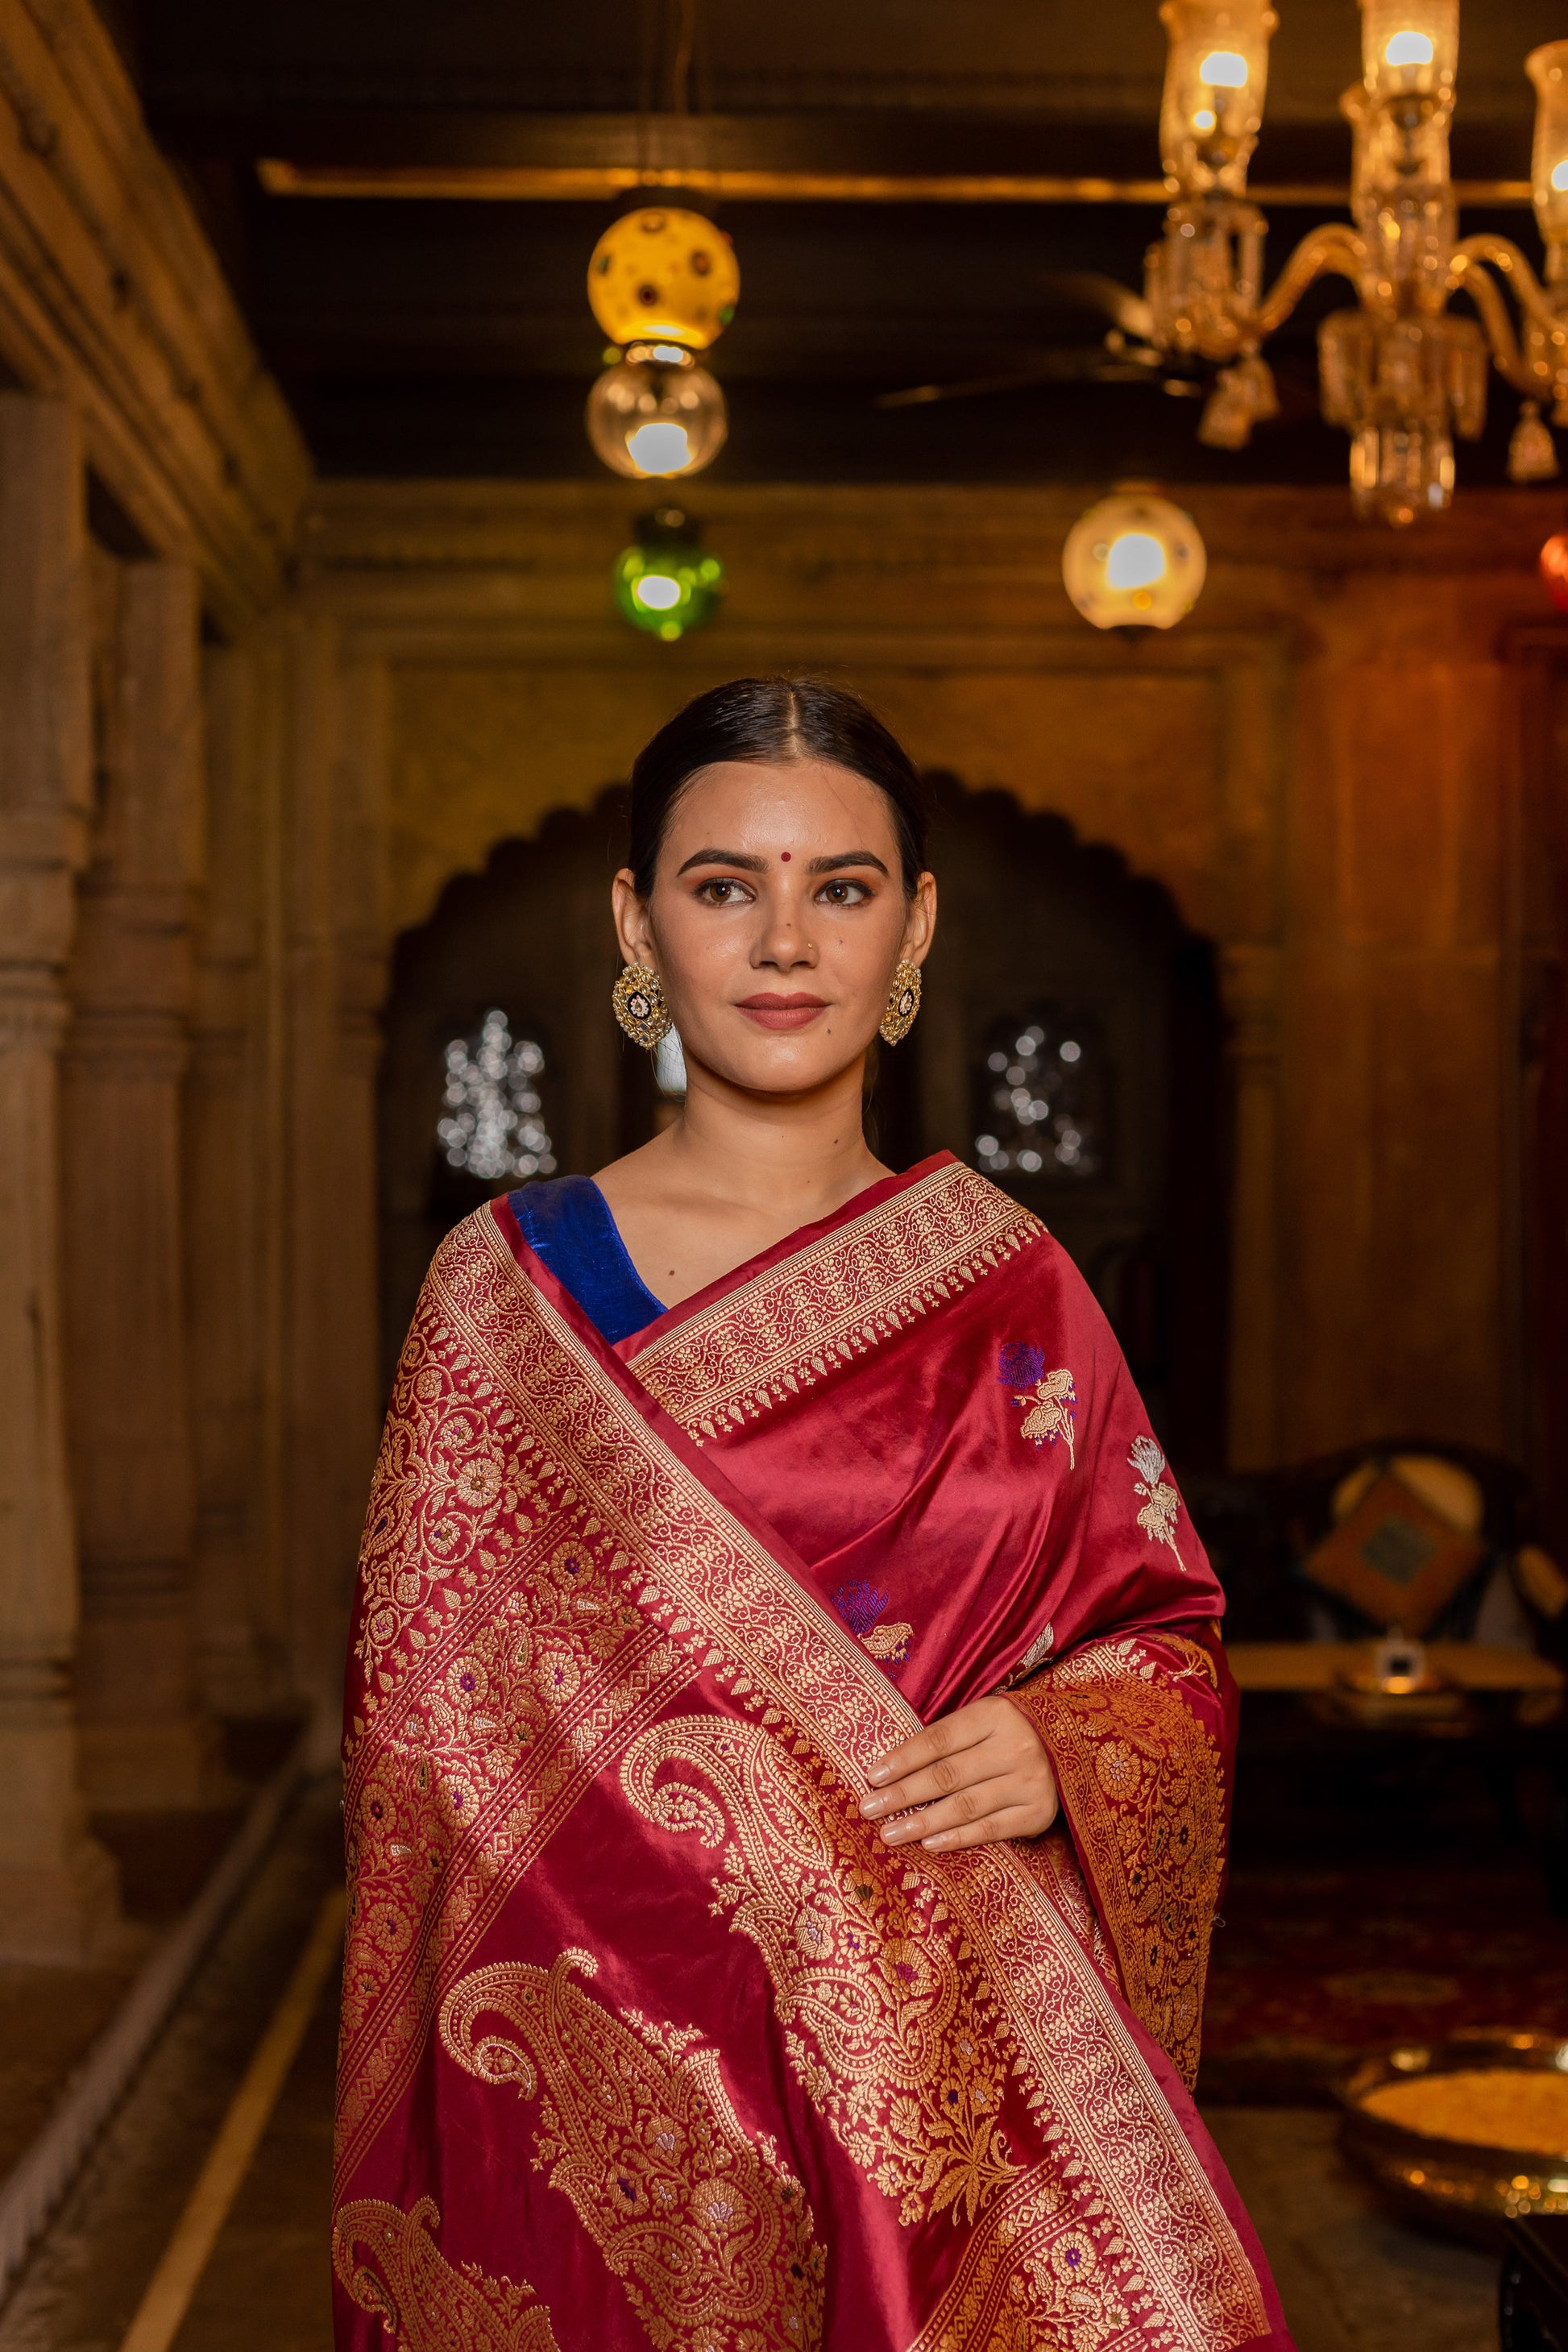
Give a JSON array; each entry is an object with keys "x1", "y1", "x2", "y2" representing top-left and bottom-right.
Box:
[{"x1": 1338, "y1": 2030, "x2": 1568, "y2": 2248}]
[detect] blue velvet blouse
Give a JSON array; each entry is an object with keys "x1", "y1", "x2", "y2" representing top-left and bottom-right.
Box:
[{"x1": 506, "y1": 1175, "x2": 666, "y2": 1344}]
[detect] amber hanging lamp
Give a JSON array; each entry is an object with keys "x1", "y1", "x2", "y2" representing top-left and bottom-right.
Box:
[{"x1": 1062, "y1": 484, "x2": 1208, "y2": 631}]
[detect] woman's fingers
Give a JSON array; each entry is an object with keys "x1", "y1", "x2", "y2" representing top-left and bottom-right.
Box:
[
  {"x1": 862, "y1": 1754, "x2": 982, "y2": 1819},
  {"x1": 874, "y1": 1773, "x2": 1020, "y2": 1844},
  {"x1": 862, "y1": 1703, "x2": 1036, "y2": 1820},
  {"x1": 919, "y1": 1801, "x2": 1053, "y2": 1852},
  {"x1": 865, "y1": 1703, "x2": 993, "y2": 1792}
]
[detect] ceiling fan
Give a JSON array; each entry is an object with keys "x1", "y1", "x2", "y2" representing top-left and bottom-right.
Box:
[{"x1": 873, "y1": 272, "x2": 1209, "y2": 409}]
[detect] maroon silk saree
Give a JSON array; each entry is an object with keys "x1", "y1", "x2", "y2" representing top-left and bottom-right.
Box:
[{"x1": 334, "y1": 1152, "x2": 1294, "y2": 2352}]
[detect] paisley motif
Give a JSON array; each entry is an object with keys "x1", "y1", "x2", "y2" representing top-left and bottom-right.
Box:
[
  {"x1": 438, "y1": 1949, "x2": 826, "y2": 2352},
  {"x1": 332, "y1": 2196, "x2": 561, "y2": 2352},
  {"x1": 620, "y1": 1714, "x2": 1018, "y2": 2226}
]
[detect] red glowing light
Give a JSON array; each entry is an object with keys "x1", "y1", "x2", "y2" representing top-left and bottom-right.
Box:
[{"x1": 1541, "y1": 530, "x2": 1568, "y2": 612}]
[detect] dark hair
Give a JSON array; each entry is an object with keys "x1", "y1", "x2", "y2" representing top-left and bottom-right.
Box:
[{"x1": 628, "y1": 676, "x2": 928, "y2": 898}]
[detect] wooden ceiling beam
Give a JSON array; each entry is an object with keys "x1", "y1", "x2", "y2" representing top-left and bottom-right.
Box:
[
  {"x1": 146, "y1": 106, "x2": 1537, "y2": 197},
  {"x1": 255, "y1": 157, "x2": 1533, "y2": 208}
]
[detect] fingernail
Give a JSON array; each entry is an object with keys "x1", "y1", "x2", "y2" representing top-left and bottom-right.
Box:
[
  {"x1": 859, "y1": 1796, "x2": 882, "y2": 1815},
  {"x1": 923, "y1": 1834, "x2": 950, "y2": 1849},
  {"x1": 881, "y1": 1822, "x2": 909, "y2": 1842},
  {"x1": 867, "y1": 1765, "x2": 890, "y2": 1786}
]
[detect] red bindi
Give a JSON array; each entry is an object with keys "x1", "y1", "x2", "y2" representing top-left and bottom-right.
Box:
[{"x1": 780, "y1": 851, "x2": 790, "y2": 861}]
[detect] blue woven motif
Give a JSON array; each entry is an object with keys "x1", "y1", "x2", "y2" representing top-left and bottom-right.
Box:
[{"x1": 832, "y1": 1582, "x2": 890, "y2": 1638}]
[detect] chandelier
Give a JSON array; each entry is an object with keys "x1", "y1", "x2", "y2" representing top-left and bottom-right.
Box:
[{"x1": 1139, "y1": 1, "x2": 1568, "y2": 524}]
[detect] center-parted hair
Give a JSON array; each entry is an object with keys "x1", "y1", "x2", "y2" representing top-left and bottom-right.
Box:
[{"x1": 627, "y1": 676, "x2": 929, "y2": 898}]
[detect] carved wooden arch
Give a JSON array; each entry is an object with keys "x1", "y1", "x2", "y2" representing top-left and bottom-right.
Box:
[{"x1": 338, "y1": 622, "x2": 1289, "y2": 1466}]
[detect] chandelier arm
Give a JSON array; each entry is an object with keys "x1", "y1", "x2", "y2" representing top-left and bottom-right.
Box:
[
  {"x1": 1249, "y1": 224, "x2": 1367, "y2": 344},
  {"x1": 1450, "y1": 234, "x2": 1560, "y2": 333},
  {"x1": 1446, "y1": 252, "x2": 1532, "y2": 394}
]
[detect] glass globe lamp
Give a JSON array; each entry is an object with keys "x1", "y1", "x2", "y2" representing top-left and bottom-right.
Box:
[
  {"x1": 1540, "y1": 529, "x2": 1568, "y2": 612},
  {"x1": 1359, "y1": 0, "x2": 1457, "y2": 106},
  {"x1": 613, "y1": 508, "x2": 727, "y2": 642},
  {"x1": 1061, "y1": 487, "x2": 1208, "y2": 630},
  {"x1": 1158, "y1": 0, "x2": 1276, "y2": 198},
  {"x1": 587, "y1": 343, "x2": 728, "y2": 480},
  {"x1": 587, "y1": 207, "x2": 739, "y2": 352}
]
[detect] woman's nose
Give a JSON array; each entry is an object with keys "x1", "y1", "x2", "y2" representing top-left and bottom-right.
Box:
[{"x1": 753, "y1": 899, "x2": 818, "y2": 967}]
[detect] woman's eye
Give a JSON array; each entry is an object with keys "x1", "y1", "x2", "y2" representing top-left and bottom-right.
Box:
[
  {"x1": 695, "y1": 877, "x2": 750, "y2": 905},
  {"x1": 818, "y1": 878, "x2": 870, "y2": 906}
]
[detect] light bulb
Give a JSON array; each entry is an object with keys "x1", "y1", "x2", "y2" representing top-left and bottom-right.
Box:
[
  {"x1": 1062, "y1": 487, "x2": 1206, "y2": 630},
  {"x1": 1199, "y1": 48, "x2": 1249, "y2": 85},
  {"x1": 1193, "y1": 107, "x2": 1217, "y2": 131},
  {"x1": 631, "y1": 572, "x2": 682, "y2": 611},
  {"x1": 1383, "y1": 29, "x2": 1433, "y2": 65},
  {"x1": 586, "y1": 346, "x2": 728, "y2": 481},
  {"x1": 625, "y1": 422, "x2": 691, "y2": 475},
  {"x1": 1553, "y1": 161, "x2": 1568, "y2": 192},
  {"x1": 1104, "y1": 533, "x2": 1168, "y2": 591}
]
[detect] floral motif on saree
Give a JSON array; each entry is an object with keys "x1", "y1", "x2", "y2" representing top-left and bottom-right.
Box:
[
  {"x1": 438, "y1": 1948, "x2": 827, "y2": 2350},
  {"x1": 832, "y1": 1582, "x2": 914, "y2": 1665},
  {"x1": 998, "y1": 1347, "x2": 1078, "y2": 1465},
  {"x1": 332, "y1": 2197, "x2": 561, "y2": 2352},
  {"x1": 1130, "y1": 1435, "x2": 1185, "y2": 1568},
  {"x1": 334, "y1": 1155, "x2": 1292, "y2": 2352}
]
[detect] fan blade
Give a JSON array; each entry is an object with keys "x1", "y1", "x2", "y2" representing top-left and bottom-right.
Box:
[
  {"x1": 1035, "y1": 270, "x2": 1158, "y2": 345},
  {"x1": 875, "y1": 350, "x2": 1158, "y2": 408}
]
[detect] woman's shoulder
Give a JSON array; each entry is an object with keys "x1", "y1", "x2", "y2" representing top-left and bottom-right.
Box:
[
  {"x1": 506, "y1": 1172, "x2": 606, "y2": 1252},
  {"x1": 506, "y1": 1175, "x2": 666, "y2": 1341}
]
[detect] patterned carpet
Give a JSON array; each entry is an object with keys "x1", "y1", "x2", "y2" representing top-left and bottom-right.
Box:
[{"x1": 1197, "y1": 1858, "x2": 1568, "y2": 2102}]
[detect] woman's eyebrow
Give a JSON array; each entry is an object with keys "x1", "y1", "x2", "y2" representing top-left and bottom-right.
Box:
[
  {"x1": 675, "y1": 847, "x2": 768, "y2": 874},
  {"x1": 807, "y1": 850, "x2": 890, "y2": 876}
]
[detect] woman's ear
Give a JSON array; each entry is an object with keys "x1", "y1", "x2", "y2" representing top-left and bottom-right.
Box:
[
  {"x1": 900, "y1": 872, "x2": 938, "y2": 968},
  {"x1": 611, "y1": 869, "x2": 657, "y2": 969}
]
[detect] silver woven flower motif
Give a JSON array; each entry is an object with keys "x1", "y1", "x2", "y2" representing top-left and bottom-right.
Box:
[{"x1": 1129, "y1": 1434, "x2": 1184, "y2": 1568}]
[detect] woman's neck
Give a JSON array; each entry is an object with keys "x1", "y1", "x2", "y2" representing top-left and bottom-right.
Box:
[
  {"x1": 594, "y1": 1052, "x2": 889, "y2": 1307},
  {"x1": 665, "y1": 1055, "x2": 885, "y2": 1214}
]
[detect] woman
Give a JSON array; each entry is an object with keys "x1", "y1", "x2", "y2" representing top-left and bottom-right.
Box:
[{"x1": 334, "y1": 678, "x2": 1294, "y2": 2351}]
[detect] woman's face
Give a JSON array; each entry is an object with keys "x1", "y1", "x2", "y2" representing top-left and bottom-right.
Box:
[{"x1": 613, "y1": 756, "x2": 935, "y2": 1099}]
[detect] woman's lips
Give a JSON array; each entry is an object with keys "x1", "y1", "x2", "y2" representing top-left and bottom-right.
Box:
[{"x1": 737, "y1": 993, "x2": 828, "y2": 1031}]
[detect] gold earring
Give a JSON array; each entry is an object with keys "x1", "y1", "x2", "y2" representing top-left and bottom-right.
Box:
[
  {"x1": 880, "y1": 959, "x2": 922, "y2": 1046},
  {"x1": 612, "y1": 963, "x2": 671, "y2": 1048}
]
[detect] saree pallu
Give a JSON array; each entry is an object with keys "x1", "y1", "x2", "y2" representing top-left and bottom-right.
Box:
[{"x1": 334, "y1": 1152, "x2": 1294, "y2": 2352}]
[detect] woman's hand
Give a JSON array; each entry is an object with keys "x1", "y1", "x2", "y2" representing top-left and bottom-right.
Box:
[{"x1": 860, "y1": 1695, "x2": 1059, "y2": 1852}]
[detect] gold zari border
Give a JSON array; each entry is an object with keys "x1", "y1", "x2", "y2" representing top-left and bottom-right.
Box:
[
  {"x1": 1010, "y1": 1636, "x2": 1228, "y2": 2093},
  {"x1": 632, "y1": 1160, "x2": 1043, "y2": 1437}
]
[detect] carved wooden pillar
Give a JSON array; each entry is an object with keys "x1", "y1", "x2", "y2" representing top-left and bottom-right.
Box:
[
  {"x1": 1219, "y1": 940, "x2": 1284, "y2": 1470},
  {"x1": 0, "y1": 394, "x2": 119, "y2": 1956},
  {"x1": 188, "y1": 632, "x2": 288, "y2": 1715},
  {"x1": 64, "y1": 557, "x2": 221, "y2": 1806},
  {"x1": 282, "y1": 636, "x2": 387, "y2": 1752}
]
